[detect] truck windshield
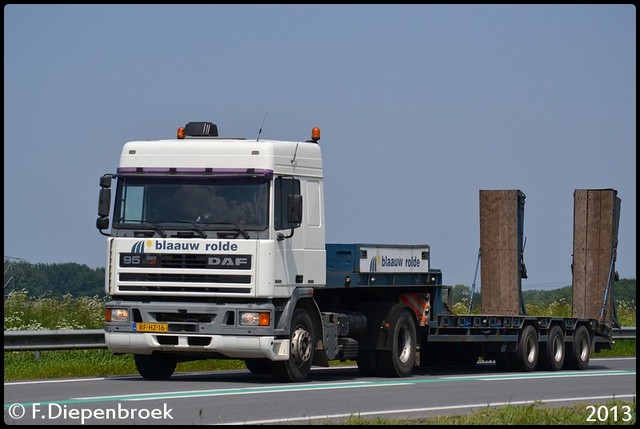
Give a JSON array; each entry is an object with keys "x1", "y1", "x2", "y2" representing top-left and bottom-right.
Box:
[{"x1": 113, "y1": 176, "x2": 269, "y2": 233}]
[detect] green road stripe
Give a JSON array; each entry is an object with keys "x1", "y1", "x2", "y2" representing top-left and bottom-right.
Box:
[{"x1": 5, "y1": 370, "x2": 635, "y2": 408}]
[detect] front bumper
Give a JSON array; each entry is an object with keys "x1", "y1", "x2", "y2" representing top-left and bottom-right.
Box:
[{"x1": 105, "y1": 331, "x2": 290, "y2": 360}]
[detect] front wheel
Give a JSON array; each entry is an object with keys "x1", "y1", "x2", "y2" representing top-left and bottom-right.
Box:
[
  {"x1": 134, "y1": 353, "x2": 177, "y2": 380},
  {"x1": 271, "y1": 308, "x2": 315, "y2": 382},
  {"x1": 244, "y1": 359, "x2": 271, "y2": 375}
]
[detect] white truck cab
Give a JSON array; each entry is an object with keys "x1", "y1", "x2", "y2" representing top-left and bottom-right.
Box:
[{"x1": 98, "y1": 122, "x2": 326, "y2": 381}]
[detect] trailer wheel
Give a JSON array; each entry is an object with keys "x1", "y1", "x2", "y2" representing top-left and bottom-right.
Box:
[
  {"x1": 134, "y1": 353, "x2": 176, "y2": 380},
  {"x1": 271, "y1": 308, "x2": 315, "y2": 382},
  {"x1": 539, "y1": 326, "x2": 565, "y2": 371},
  {"x1": 377, "y1": 308, "x2": 417, "y2": 377},
  {"x1": 244, "y1": 359, "x2": 271, "y2": 375},
  {"x1": 510, "y1": 325, "x2": 538, "y2": 372},
  {"x1": 564, "y1": 326, "x2": 590, "y2": 370}
]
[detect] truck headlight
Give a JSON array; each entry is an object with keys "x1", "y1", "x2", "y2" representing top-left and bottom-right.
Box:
[
  {"x1": 240, "y1": 311, "x2": 270, "y2": 326},
  {"x1": 106, "y1": 308, "x2": 129, "y2": 322}
]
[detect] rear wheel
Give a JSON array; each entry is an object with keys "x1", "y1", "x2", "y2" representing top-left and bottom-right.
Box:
[
  {"x1": 134, "y1": 353, "x2": 177, "y2": 380},
  {"x1": 271, "y1": 308, "x2": 315, "y2": 382},
  {"x1": 510, "y1": 325, "x2": 538, "y2": 372},
  {"x1": 539, "y1": 326, "x2": 565, "y2": 371},
  {"x1": 376, "y1": 308, "x2": 417, "y2": 377},
  {"x1": 564, "y1": 326, "x2": 590, "y2": 370}
]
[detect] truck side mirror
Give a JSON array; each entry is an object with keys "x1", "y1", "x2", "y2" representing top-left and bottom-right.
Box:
[
  {"x1": 278, "y1": 194, "x2": 302, "y2": 241},
  {"x1": 100, "y1": 175, "x2": 112, "y2": 188},
  {"x1": 97, "y1": 175, "x2": 113, "y2": 236},
  {"x1": 96, "y1": 216, "x2": 110, "y2": 230},
  {"x1": 98, "y1": 187, "x2": 111, "y2": 217}
]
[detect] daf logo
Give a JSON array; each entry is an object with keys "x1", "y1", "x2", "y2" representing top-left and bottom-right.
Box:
[{"x1": 207, "y1": 255, "x2": 252, "y2": 270}]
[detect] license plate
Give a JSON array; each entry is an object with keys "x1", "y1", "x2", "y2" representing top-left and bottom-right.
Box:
[{"x1": 135, "y1": 323, "x2": 168, "y2": 332}]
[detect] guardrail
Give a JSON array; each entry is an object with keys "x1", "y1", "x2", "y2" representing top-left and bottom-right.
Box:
[
  {"x1": 3, "y1": 327, "x2": 636, "y2": 352},
  {"x1": 613, "y1": 326, "x2": 636, "y2": 340},
  {"x1": 4, "y1": 329, "x2": 107, "y2": 352}
]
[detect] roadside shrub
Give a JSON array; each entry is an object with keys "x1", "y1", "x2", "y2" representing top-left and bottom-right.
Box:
[{"x1": 3, "y1": 289, "x2": 105, "y2": 330}]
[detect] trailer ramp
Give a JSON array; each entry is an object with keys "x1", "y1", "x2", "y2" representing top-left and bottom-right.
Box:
[
  {"x1": 572, "y1": 189, "x2": 621, "y2": 328},
  {"x1": 479, "y1": 190, "x2": 527, "y2": 315}
]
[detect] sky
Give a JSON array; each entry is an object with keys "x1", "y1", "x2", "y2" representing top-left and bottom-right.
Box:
[{"x1": 4, "y1": 4, "x2": 636, "y2": 291}]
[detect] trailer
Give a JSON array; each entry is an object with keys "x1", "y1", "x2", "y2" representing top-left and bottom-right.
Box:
[
  {"x1": 97, "y1": 122, "x2": 620, "y2": 382},
  {"x1": 312, "y1": 189, "x2": 619, "y2": 376}
]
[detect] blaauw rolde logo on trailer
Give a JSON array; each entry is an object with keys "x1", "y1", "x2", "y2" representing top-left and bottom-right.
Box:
[{"x1": 360, "y1": 246, "x2": 429, "y2": 273}]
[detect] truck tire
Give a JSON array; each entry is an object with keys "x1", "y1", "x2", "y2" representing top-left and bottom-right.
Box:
[
  {"x1": 539, "y1": 325, "x2": 565, "y2": 371},
  {"x1": 271, "y1": 308, "x2": 315, "y2": 382},
  {"x1": 134, "y1": 353, "x2": 177, "y2": 380},
  {"x1": 244, "y1": 359, "x2": 271, "y2": 375},
  {"x1": 510, "y1": 325, "x2": 538, "y2": 372},
  {"x1": 376, "y1": 308, "x2": 417, "y2": 377},
  {"x1": 564, "y1": 326, "x2": 590, "y2": 370}
]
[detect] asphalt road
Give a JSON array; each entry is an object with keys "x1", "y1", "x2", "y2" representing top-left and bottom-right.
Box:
[{"x1": 4, "y1": 358, "x2": 636, "y2": 425}]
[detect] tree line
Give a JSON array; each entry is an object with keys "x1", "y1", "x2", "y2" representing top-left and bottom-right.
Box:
[
  {"x1": 452, "y1": 279, "x2": 636, "y2": 312},
  {"x1": 3, "y1": 260, "x2": 636, "y2": 308},
  {"x1": 4, "y1": 261, "x2": 105, "y2": 297}
]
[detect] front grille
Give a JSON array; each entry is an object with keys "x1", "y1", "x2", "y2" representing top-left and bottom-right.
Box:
[
  {"x1": 118, "y1": 285, "x2": 252, "y2": 294},
  {"x1": 161, "y1": 254, "x2": 209, "y2": 269},
  {"x1": 119, "y1": 273, "x2": 251, "y2": 283},
  {"x1": 116, "y1": 251, "x2": 254, "y2": 295},
  {"x1": 119, "y1": 253, "x2": 252, "y2": 270}
]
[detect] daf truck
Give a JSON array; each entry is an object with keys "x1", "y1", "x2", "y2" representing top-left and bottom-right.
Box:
[{"x1": 97, "y1": 122, "x2": 620, "y2": 382}]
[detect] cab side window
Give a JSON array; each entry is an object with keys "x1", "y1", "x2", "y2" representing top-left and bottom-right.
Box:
[{"x1": 274, "y1": 177, "x2": 300, "y2": 230}]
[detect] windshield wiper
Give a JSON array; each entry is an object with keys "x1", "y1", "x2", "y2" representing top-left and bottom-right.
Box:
[
  {"x1": 201, "y1": 222, "x2": 250, "y2": 239},
  {"x1": 172, "y1": 220, "x2": 208, "y2": 238},
  {"x1": 141, "y1": 221, "x2": 167, "y2": 238},
  {"x1": 142, "y1": 220, "x2": 208, "y2": 238},
  {"x1": 231, "y1": 223, "x2": 250, "y2": 239},
  {"x1": 187, "y1": 221, "x2": 207, "y2": 238}
]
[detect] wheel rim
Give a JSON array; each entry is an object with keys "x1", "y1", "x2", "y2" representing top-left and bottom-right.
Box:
[
  {"x1": 579, "y1": 335, "x2": 589, "y2": 362},
  {"x1": 526, "y1": 335, "x2": 537, "y2": 364},
  {"x1": 552, "y1": 335, "x2": 564, "y2": 363},
  {"x1": 291, "y1": 326, "x2": 312, "y2": 365},
  {"x1": 397, "y1": 322, "x2": 413, "y2": 364}
]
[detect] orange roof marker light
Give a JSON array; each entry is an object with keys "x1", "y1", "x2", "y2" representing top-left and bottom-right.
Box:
[
  {"x1": 177, "y1": 127, "x2": 185, "y2": 139},
  {"x1": 308, "y1": 127, "x2": 321, "y2": 143}
]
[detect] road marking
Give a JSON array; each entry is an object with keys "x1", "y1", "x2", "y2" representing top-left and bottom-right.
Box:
[{"x1": 4, "y1": 369, "x2": 634, "y2": 408}]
